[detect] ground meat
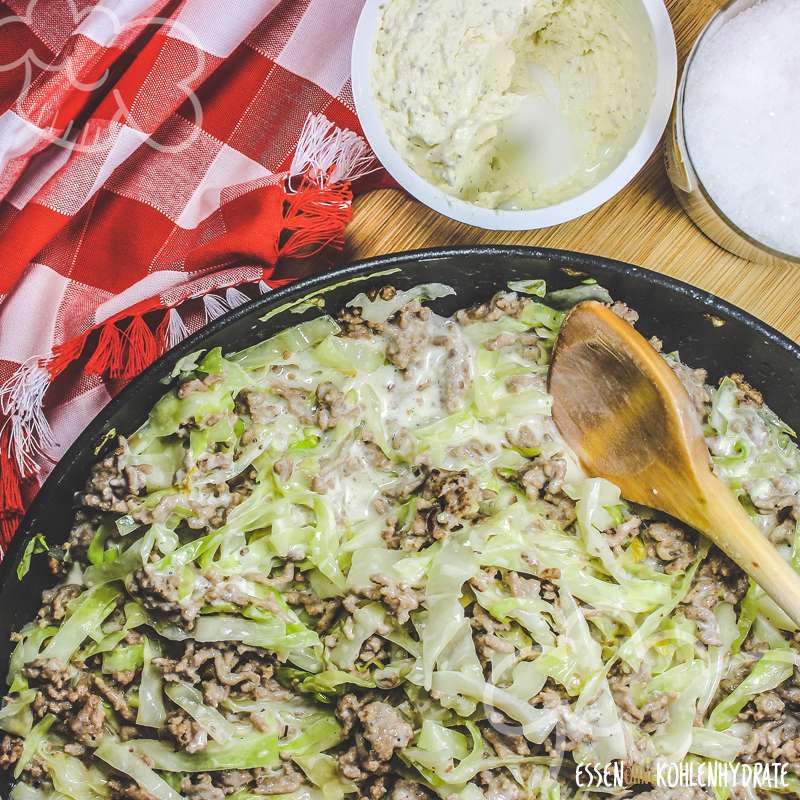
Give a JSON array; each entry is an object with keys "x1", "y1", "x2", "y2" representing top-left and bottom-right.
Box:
[
  {"x1": 484, "y1": 331, "x2": 543, "y2": 365},
  {"x1": 482, "y1": 725, "x2": 530, "y2": 758},
  {"x1": 283, "y1": 588, "x2": 341, "y2": 632},
  {"x1": 609, "y1": 301, "x2": 639, "y2": 325},
  {"x1": 439, "y1": 335, "x2": 472, "y2": 412},
  {"x1": 753, "y1": 691, "x2": 785, "y2": 721},
  {"x1": 455, "y1": 292, "x2": 530, "y2": 324},
  {"x1": 80, "y1": 436, "x2": 148, "y2": 513},
  {"x1": 180, "y1": 773, "x2": 225, "y2": 800},
  {"x1": 272, "y1": 456, "x2": 293, "y2": 482},
  {"x1": 109, "y1": 776, "x2": 161, "y2": 800},
  {"x1": 745, "y1": 474, "x2": 799, "y2": 516},
  {"x1": 517, "y1": 455, "x2": 567, "y2": 499},
  {"x1": 336, "y1": 693, "x2": 362, "y2": 738},
  {"x1": 253, "y1": 763, "x2": 305, "y2": 795},
  {"x1": 385, "y1": 301, "x2": 431, "y2": 370},
  {"x1": 670, "y1": 361, "x2": 711, "y2": 419},
  {"x1": 94, "y1": 674, "x2": 136, "y2": 722},
  {"x1": 24, "y1": 658, "x2": 85, "y2": 718},
  {"x1": 359, "y1": 701, "x2": 413, "y2": 760},
  {"x1": 337, "y1": 287, "x2": 394, "y2": 338},
  {"x1": 505, "y1": 570, "x2": 541, "y2": 599},
  {"x1": 729, "y1": 372, "x2": 764, "y2": 406},
  {"x1": 738, "y1": 710, "x2": 800, "y2": 775},
  {"x1": 609, "y1": 669, "x2": 674, "y2": 732},
  {"x1": 681, "y1": 551, "x2": 748, "y2": 646},
  {"x1": 166, "y1": 711, "x2": 208, "y2": 753},
  {"x1": 605, "y1": 515, "x2": 641, "y2": 551},
  {"x1": 133, "y1": 481, "x2": 234, "y2": 530},
  {"x1": 381, "y1": 468, "x2": 427, "y2": 503},
  {"x1": 351, "y1": 574, "x2": 420, "y2": 624},
  {"x1": 239, "y1": 389, "x2": 280, "y2": 424},
  {"x1": 128, "y1": 564, "x2": 183, "y2": 618},
  {"x1": 390, "y1": 779, "x2": 433, "y2": 800},
  {"x1": 37, "y1": 583, "x2": 81, "y2": 624},
  {"x1": 478, "y1": 770, "x2": 521, "y2": 800},
  {"x1": 69, "y1": 693, "x2": 106, "y2": 745},
  {"x1": 643, "y1": 521, "x2": 696, "y2": 574},
  {"x1": 316, "y1": 381, "x2": 356, "y2": 430},
  {"x1": 634, "y1": 789, "x2": 712, "y2": 800},
  {"x1": 272, "y1": 385, "x2": 315, "y2": 425},
  {"x1": 411, "y1": 468, "x2": 486, "y2": 544},
  {"x1": 505, "y1": 424, "x2": 540, "y2": 452},
  {"x1": 63, "y1": 511, "x2": 100, "y2": 564},
  {"x1": 357, "y1": 635, "x2": 390, "y2": 664},
  {"x1": 471, "y1": 604, "x2": 514, "y2": 661},
  {"x1": 155, "y1": 642, "x2": 279, "y2": 705},
  {"x1": 336, "y1": 695, "x2": 412, "y2": 784},
  {"x1": 0, "y1": 734, "x2": 22, "y2": 770},
  {"x1": 505, "y1": 452, "x2": 576, "y2": 527}
]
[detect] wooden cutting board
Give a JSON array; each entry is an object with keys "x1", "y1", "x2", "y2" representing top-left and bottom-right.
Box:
[{"x1": 346, "y1": 0, "x2": 800, "y2": 344}]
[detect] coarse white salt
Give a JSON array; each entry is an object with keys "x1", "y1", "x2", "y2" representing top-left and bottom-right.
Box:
[{"x1": 683, "y1": 0, "x2": 800, "y2": 257}]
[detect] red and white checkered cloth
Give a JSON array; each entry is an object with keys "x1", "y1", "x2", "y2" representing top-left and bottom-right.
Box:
[{"x1": 0, "y1": 0, "x2": 389, "y2": 550}]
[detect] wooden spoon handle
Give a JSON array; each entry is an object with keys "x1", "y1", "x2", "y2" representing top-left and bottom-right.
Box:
[{"x1": 701, "y1": 475, "x2": 800, "y2": 628}]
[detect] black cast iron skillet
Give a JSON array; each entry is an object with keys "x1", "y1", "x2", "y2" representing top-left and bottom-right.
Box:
[{"x1": 1, "y1": 245, "x2": 798, "y2": 793}]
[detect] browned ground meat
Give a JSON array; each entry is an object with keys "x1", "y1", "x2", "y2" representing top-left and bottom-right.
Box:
[
  {"x1": 634, "y1": 789, "x2": 712, "y2": 800},
  {"x1": 336, "y1": 286, "x2": 396, "y2": 338},
  {"x1": 336, "y1": 694, "x2": 412, "y2": 787},
  {"x1": 390, "y1": 779, "x2": 434, "y2": 800},
  {"x1": 517, "y1": 456, "x2": 567, "y2": 499},
  {"x1": 0, "y1": 734, "x2": 22, "y2": 770},
  {"x1": 68, "y1": 693, "x2": 106, "y2": 745},
  {"x1": 62, "y1": 511, "x2": 100, "y2": 563},
  {"x1": 385, "y1": 301, "x2": 432, "y2": 371},
  {"x1": 609, "y1": 300, "x2": 639, "y2": 325},
  {"x1": 80, "y1": 437, "x2": 149, "y2": 513},
  {"x1": 350, "y1": 574, "x2": 421, "y2": 624},
  {"x1": 166, "y1": 710, "x2": 208, "y2": 753},
  {"x1": 643, "y1": 521, "x2": 697, "y2": 574},
  {"x1": 439, "y1": 335, "x2": 472, "y2": 412},
  {"x1": 36, "y1": 583, "x2": 81, "y2": 625},
  {"x1": 155, "y1": 642, "x2": 280, "y2": 706},
  {"x1": 128, "y1": 564, "x2": 183, "y2": 617},
  {"x1": 681, "y1": 551, "x2": 748, "y2": 646},
  {"x1": 455, "y1": 292, "x2": 530, "y2": 324},
  {"x1": 609, "y1": 668, "x2": 674, "y2": 732},
  {"x1": 737, "y1": 686, "x2": 800, "y2": 775},
  {"x1": 316, "y1": 381, "x2": 356, "y2": 430},
  {"x1": 670, "y1": 361, "x2": 711, "y2": 419},
  {"x1": 477, "y1": 770, "x2": 522, "y2": 800},
  {"x1": 239, "y1": 389, "x2": 280, "y2": 424}
]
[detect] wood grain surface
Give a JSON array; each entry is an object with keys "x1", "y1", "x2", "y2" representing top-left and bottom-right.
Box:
[{"x1": 345, "y1": 0, "x2": 800, "y2": 343}]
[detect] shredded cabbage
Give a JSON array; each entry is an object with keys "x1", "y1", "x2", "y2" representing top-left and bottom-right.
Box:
[{"x1": 7, "y1": 281, "x2": 800, "y2": 800}]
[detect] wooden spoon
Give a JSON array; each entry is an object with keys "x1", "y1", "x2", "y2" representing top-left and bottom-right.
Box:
[{"x1": 547, "y1": 300, "x2": 800, "y2": 627}]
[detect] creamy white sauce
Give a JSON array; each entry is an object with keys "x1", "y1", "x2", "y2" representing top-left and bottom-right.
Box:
[{"x1": 372, "y1": 0, "x2": 655, "y2": 209}]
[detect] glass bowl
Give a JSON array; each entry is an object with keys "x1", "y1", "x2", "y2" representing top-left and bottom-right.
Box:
[{"x1": 665, "y1": 0, "x2": 800, "y2": 267}]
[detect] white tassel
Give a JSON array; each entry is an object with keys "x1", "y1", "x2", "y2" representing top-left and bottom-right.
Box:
[
  {"x1": 289, "y1": 112, "x2": 378, "y2": 188},
  {"x1": 203, "y1": 293, "x2": 229, "y2": 323},
  {"x1": 165, "y1": 308, "x2": 189, "y2": 349},
  {"x1": 258, "y1": 280, "x2": 272, "y2": 294},
  {"x1": 225, "y1": 287, "x2": 250, "y2": 309},
  {"x1": 0, "y1": 358, "x2": 56, "y2": 473}
]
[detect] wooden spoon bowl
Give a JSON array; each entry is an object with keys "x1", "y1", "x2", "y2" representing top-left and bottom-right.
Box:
[{"x1": 548, "y1": 300, "x2": 800, "y2": 626}]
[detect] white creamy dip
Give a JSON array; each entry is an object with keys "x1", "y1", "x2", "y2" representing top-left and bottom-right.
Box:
[{"x1": 372, "y1": 0, "x2": 656, "y2": 209}]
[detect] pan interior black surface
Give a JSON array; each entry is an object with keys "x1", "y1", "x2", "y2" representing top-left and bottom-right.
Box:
[{"x1": 0, "y1": 246, "x2": 797, "y2": 787}]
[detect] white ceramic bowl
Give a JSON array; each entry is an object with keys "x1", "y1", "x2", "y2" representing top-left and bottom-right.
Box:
[{"x1": 351, "y1": 0, "x2": 678, "y2": 231}]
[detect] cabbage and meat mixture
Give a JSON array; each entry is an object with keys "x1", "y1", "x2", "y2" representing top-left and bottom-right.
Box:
[{"x1": 2, "y1": 282, "x2": 800, "y2": 800}]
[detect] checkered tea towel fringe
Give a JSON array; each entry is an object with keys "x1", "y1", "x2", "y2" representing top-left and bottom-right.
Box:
[{"x1": 0, "y1": 0, "x2": 386, "y2": 551}]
